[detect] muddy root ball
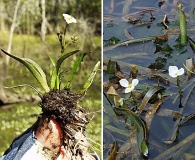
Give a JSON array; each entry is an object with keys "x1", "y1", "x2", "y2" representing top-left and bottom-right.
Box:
[
  {"x1": 39, "y1": 89, "x2": 91, "y2": 157},
  {"x1": 41, "y1": 89, "x2": 85, "y2": 124}
]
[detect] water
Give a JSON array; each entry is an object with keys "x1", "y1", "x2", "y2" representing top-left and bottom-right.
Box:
[{"x1": 103, "y1": 0, "x2": 195, "y2": 159}]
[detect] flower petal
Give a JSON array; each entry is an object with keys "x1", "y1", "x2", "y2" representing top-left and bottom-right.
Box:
[
  {"x1": 177, "y1": 68, "x2": 184, "y2": 76},
  {"x1": 62, "y1": 14, "x2": 77, "y2": 24},
  {"x1": 125, "y1": 87, "x2": 134, "y2": 93},
  {"x1": 169, "y1": 66, "x2": 178, "y2": 78},
  {"x1": 132, "y1": 79, "x2": 139, "y2": 87},
  {"x1": 119, "y1": 79, "x2": 129, "y2": 87}
]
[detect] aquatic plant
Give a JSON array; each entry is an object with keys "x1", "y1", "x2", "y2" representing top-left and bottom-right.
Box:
[
  {"x1": 168, "y1": 65, "x2": 185, "y2": 107},
  {"x1": 119, "y1": 78, "x2": 139, "y2": 93},
  {"x1": 1, "y1": 13, "x2": 100, "y2": 159}
]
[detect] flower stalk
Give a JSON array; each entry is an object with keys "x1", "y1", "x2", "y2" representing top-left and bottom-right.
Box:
[{"x1": 169, "y1": 66, "x2": 184, "y2": 107}]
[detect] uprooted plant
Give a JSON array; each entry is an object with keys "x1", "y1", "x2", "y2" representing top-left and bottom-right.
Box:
[{"x1": 1, "y1": 14, "x2": 100, "y2": 159}]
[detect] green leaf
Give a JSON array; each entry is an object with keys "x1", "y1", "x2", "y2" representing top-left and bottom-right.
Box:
[
  {"x1": 1, "y1": 49, "x2": 50, "y2": 93},
  {"x1": 79, "y1": 61, "x2": 100, "y2": 95},
  {"x1": 50, "y1": 50, "x2": 79, "y2": 89},
  {"x1": 114, "y1": 107, "x2": 148, "y2": 157},
  {"x1": 65, "y1": 52, "x2": 90, "y2": 89},
  {"x1": 141, "y1": 139, "x2": 148, "y2": 157},
  {"x1": 48, "y1": 56, "x2": 56, "y2": 67},
  {"x1": 56, "y1": 50, "x2": 79, "y2": 73},
  {"x1": 138, "y1": 86, "x2": 165, "y2": 115},
  {"x1": 177, "y1": 3, "x2": 187, "y2": 46},
  {"x1": 107, "y1": 59, "x2": 117, "y2": 75}
]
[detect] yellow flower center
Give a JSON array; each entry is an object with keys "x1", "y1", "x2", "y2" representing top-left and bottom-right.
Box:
[
  {"x1": 128, "y1": 84, "x2": 132, "y2": 88},
  {"x1": 67, "y1": 17, "x2": 72, "y2": 21}
]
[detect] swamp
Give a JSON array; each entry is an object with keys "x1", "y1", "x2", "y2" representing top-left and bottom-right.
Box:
[{"x1": 103, "y1": 0, "x2": 195, "y2": 159}]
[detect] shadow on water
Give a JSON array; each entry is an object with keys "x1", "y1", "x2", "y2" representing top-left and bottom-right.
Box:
[{"x1": 103, "y1": 0, "x2": 195, "y2": 159}]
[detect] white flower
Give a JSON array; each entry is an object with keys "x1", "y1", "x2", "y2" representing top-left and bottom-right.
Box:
[
  {"x1": 62, "y1": 14, "x2": 77, "y2": 24},
  {"x1": 119, "y1": 79, "x2": 139, "y2": 93},
  {"x1": 168, "y1": 66, "x2": 184, "y2": 78}
]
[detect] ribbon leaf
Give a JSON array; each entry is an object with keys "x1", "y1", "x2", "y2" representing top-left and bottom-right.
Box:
[
  {"x1": 114, "y1": 107, "x2": 148, "y2": 157},
  {"x1": 50, "y1": 50, "x2": 79, "y2": 89},
  {"x1": 1, "y1": 49, "x2": 50, "y2": 93},
  {"x1": 65, "y1": 52, "x2": 90, "y2": 89},
  {"x1": 79, "y1": 61, "x2": 100, "y2": 95}
]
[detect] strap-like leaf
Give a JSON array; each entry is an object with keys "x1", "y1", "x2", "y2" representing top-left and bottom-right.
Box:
[
  {"x1": 138, "y1": 86, "x2": 165, "y2": 115},
  {"x1": 50, "y1": 50, "x2": 79, "y2": 89},
  {"x1": 65, "y1": 52, "x2": 90, "y2": 89},
  {"x1": 56, "y1": 50, "x2": 79, "y2": 73},
  {"x1": 79, "y1": 61, "x2": 100, "y2": 95},
  {"x1": 114, "y1": 107, "x2": 148, "y2": 157},
  {"x1": 1, "y1": 49, "x2": 50, "y2": 93},
  {"x1": 48, "y1": 56, "x2": 56, "y2": 67}
]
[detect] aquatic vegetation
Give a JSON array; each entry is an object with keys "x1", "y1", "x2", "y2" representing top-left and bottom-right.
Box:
[
  {"x1": 168, "y1": 66, "x2": 184, "y2": 78},
  {"x1": 1, "y1": 13, "x2": 100, "y2": 159},
  {"x1": 103, "y1": 1, "x2": 195, "y2": 159},
  {"x1": 119, "y1": 79, "x2": 139, "y2": 93}
]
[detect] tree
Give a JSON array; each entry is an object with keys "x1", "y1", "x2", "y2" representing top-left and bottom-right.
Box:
[
  {"x1": 41, "y1": 0, "x2": 46, "y2": 42},
  {"x1": 6, "y1": 0, "x2": 21, "y2": 66}
]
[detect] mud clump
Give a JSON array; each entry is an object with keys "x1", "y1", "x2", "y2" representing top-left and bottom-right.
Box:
[{"x1": 40, "y1": 89, "x2": 91, "y2": 158}]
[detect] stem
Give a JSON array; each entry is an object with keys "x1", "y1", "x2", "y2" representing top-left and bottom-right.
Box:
[
  {"x1": 61, "y1": 24, "x2": 69, "y2": 54},
  {"x1": 177, "y1": 77, "x2": 183, "y2": 107}
]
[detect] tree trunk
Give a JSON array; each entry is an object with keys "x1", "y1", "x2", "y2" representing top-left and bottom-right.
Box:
[
  {"x1": 6, "y1": 0, "x2": 21, "y2": 66},
  {"x1": 0, "y1": 1, "x2": 5, "y2": 31},
  {"x1": 41, "y1": 0, "x2": 46, "y2": 42},
  {"x1": 54, "y1": 0, "x2": 59, "y2": 32}
]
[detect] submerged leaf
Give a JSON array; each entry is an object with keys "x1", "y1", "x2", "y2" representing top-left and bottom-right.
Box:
[
  {"x1": 116, "y1": 136, "x2": 132, "y2": 159},
  {"x1": 106, "y1": 141, "x2": 118, "y2": 160},
  {"x1": 107, "y1": 59, "x2": 117, "y2": 75},
  {"x1": 145, "y1": 100, "x2": 163, "y2": 128},
  {"x1": 138, "y1": 86, "x2": 165, "y2": 115},
  {"x1": 103, "y1": 36, "x2": 120, "y2": 46},
  {"x1": 188, "y1": 36, "x2": 195, "y2": 53},
  {"x1": 114, "y1": 107, "x2": 148, "y2": 157},
  {"x1": 161, "y1": 44, "x2": 173, "y2": 57}
]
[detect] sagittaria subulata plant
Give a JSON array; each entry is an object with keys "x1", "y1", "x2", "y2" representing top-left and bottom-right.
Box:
[{"x1": 1, "y1": 14, "x2": 100, "y2": 159}]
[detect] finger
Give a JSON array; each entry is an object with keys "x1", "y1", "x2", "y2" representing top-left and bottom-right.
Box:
[{"x1": 34, "y1": 118, "x2": 63, "y2": 154}]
